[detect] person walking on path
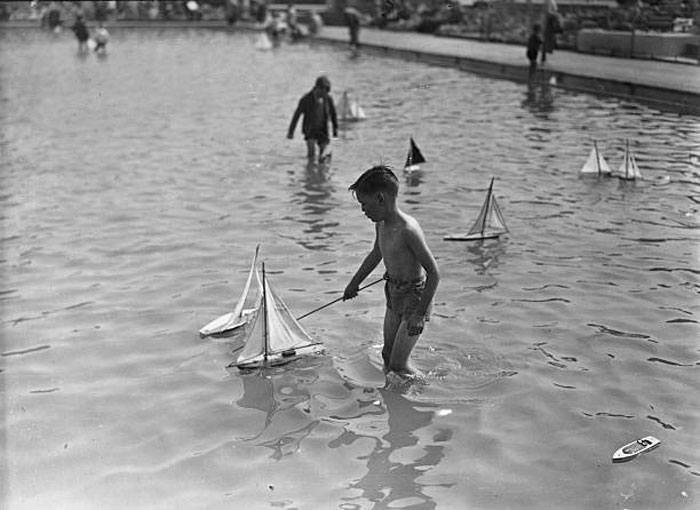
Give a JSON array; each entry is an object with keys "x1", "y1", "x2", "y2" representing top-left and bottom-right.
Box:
[
  {"x1": 344, "y1": 6, "x2": 362, "y2": 56},
  {"x1": 287, "y1": 75, "x2": 338, "y2": 162},
  {"x1": 541, "y1": 0, "x2": 561, "y2": 64},
  {"x1": 526, "y1": 23, "x2": 542, "y2": 80},
  {"x1": 343, "y1": 165, "x2": 440, "y2": 378}
]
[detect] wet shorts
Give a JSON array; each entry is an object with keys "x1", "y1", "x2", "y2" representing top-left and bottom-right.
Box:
[
  {"x1": 383, "y1": 273, "x2": 431, "y2": 321},
  {"x1": 305, "y1": 129, "x2": 329, "y2": 146}
]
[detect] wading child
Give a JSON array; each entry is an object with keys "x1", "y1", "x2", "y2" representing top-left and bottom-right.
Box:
[
  {"x1": 343, "y1": 165, "x2": 439, "y2": 377},
  {"x1": 526, "y1": 23, "x2": 542, "y2": 81},
  {"x1": 287, "y1": 75, "x2": 338, "y2": 163}
]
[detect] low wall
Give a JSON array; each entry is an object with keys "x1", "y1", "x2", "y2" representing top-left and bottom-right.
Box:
[{"x1": 577, "y1": 29, "x2": 699, "y2": 60}]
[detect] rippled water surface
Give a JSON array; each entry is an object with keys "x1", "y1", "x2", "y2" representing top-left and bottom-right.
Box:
[{"x1": 2, "y1": 27, "x2": 699, "y2": 510}]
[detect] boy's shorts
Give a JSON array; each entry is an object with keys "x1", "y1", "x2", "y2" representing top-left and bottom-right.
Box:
[
  {"x1": 384, "y1": 273, "x2": 431, "y2": 321},
  {"x1": 305, "y1": 129, "x2": 329, "y2": 146}
]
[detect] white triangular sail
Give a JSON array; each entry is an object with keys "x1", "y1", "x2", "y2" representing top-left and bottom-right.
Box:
[
  {"x1": 445, "y1": 178, "x2": 508, "y2": 241},
  {"x1": 339, "y1": 91, "x2": 366, "y2": 122},
  {"x1": 616, "y1": 140, "x2": 642, "y2": 180},
  {"x1": 580, "y1": 141, "x2": 612, "y2": 176},
  {"x1": 405, "y1": 137, "x2": 426, "y2": 171},
  {"x1": 199, "y1": 245, "x2": 262, "y2": 337},
  {"x1": 233, "y1": 268, "x2": 324, "y2": 368}
]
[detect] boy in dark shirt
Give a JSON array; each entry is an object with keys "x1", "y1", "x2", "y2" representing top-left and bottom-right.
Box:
[{"x1": 287, "y1": 76, "x2": 339, "y2": 162}]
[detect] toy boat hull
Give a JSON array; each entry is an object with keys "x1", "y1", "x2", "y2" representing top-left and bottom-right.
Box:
[
  {"x1": 444, "y1": 232, "x2": 503, "y2": 242},
  {"x1": 612, "y1": 436, "x2": 660, "y2": 463}
]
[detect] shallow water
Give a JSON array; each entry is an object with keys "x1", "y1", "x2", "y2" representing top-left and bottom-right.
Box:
[{"x1": 1, "y1": 27, "x2": 699, "y2": 510}]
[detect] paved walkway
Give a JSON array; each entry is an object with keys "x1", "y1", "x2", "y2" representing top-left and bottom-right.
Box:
[{"x1": 313, "y1": 25, "x2": 700, "y2": 113}]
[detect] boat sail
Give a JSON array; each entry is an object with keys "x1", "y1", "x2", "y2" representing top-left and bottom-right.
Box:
[
  {"x1": 231, "y1": 263, "x2": 325, "y2": 369},
  {"x1": 338, "y1": 90, "x2": 366, "y2": 122},
  {"x1": 199, "y1": 245, "x2": 262, "y2": 338},
  {"x1": 444, "y1": 178, "x2": 508, "y2": 241},
  {"x1": 615, "y1": 139, "x2": 642, "y2": 180},
  {"x1": 579, "y1": 141, "x2": 612, "y2": 177},
  {"x1": 404, "y1": 137, "x2": 426, "y2": 171}
]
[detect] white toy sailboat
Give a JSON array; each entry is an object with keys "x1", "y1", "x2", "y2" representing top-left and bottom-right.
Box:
[
  {"x1": 404, "y1": 137, "x2": 426, "y2": 172},
  {"x1": 579, "y1": 140, "x2": 612, "y2": 177},
  {"x1": 199, "y1": 245, "x2": 262, "y2": 338},
  {"x1": 231, "y1": 263, "x2": 325, "y2": 369},
  {"x1": 616, "y1": 139, "x2": 642, "y2": 180},
  {"x1": 338, "y1": 91, "x2": 366, "y2": 122},
  {"x1": 444, "y1": 177, "x2": 508, "y2": 241}
]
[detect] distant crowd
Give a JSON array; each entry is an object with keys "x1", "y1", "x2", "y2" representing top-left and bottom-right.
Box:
[{"x1": 2, "y1": 0, "x2": 697, "y2": 52}]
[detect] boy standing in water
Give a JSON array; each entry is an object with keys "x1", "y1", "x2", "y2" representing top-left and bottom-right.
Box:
[
  {"x1": 287, "y1": 75, "x2": 338, "y2": 162},
  {"x1": 343, "y1": 166, "x2": 439, "y2": 377}
]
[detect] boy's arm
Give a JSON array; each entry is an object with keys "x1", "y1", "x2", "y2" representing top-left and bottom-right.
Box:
[
  {"x1": 287, "y1": 98, "x2": 304, "y2": 138},
  {"x1": 329, "y1": 98, "x2": 338, "y2": 137},
  {"x1": 343, "y1": 234, "x2": 382, "y2": 300},
  {"x1": 406, "y1": 227, "x2": 440, "y2": 318}
]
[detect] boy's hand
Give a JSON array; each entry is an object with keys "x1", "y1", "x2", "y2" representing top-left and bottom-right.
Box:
[
  {"x1": 407, "y1": 313, "x2": 425, "y2": 336},
  {"x1": 287, "y1": 132, "x2": 294, "y2": 139},
  {"x1": 343, "y1": 283, "x2": 359, "y2": 301}
]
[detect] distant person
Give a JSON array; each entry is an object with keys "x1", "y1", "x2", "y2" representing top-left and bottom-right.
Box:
[
  {"x1": 541, "y1": 0, "x2": 561, "y2": 64},
  {"x1": 526, "y1": 23, "x2": 542, "y2": 80},
  {"x1": 46, "y1": 4, "x2": 62, "y2": 32},
  {"x1": 343, "y1": 165, "x2": 440, "y2": 378},
  {"x1": 345, "y1": 7, "x2": 361, "y2": 54},
  {"x1": 71, "y1": 14, "x2": 89, "y2": 52},
  {"x1": 93, "y1": 22, "x2": 110, "y2": 53},
  {"x1": 287, "y1": 75, "x2": 338, "y2": 162},
  {"x1": 308, "y1": 11, "x2": 323, "y2": 36}
]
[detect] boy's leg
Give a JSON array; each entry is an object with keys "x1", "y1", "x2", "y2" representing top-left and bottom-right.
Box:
[
  {"x1": 305, "y1": 139, "x2": 316, "y2": 160},
  {"x1": 387, "y1": 321, "x2": 420, "y2": 376},
  {"x1": 382, "y1": 308, "x2": 401, "y2": 371}
]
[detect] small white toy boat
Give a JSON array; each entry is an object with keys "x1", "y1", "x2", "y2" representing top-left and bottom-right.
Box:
[{"x1": 612, "y1": 436, "x2": 660, "y2": 463}]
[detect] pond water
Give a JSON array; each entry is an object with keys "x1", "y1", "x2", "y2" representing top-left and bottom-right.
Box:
[{"x1": 1, "y1": 27, "x2": 699, "y2": 510}]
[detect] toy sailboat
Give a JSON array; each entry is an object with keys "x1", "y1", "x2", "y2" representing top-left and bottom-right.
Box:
[
  {"x1": 616, "y1": 139, "x2": 642, "y2": 180},
  {"x1": 579, "y1": 141, "x2": 612, "y2": 177},
  {"x1": 338, "y1": 91, "x2": 366, "y2": 122},
  {"x1": 199, "y1": 245, "x2": 262, "y2": 338},
  {"x1": 231, "y1": 263, "x2": 325, "y2": 369},
  {"x1": 612, "y1": 436, "x2": 660, "y2": 463},
  {"x1": 444, "y1": 178, "x2": 508, "y2": 241},
  {"x1": 404, "y1": 137, "x2": 426, "y2": 172}
]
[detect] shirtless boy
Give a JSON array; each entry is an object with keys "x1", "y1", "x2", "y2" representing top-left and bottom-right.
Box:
[
  {"x1": 287, "y1": 75, "x2": 338, "y2": 163},
  {"x1": 343, "y1": 165, "x2": 439, "y2": 377}
]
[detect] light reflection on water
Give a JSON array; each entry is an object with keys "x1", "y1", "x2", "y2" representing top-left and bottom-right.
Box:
[{"x1": 1, "y1": 28, "x2": 699, "y2": 510}]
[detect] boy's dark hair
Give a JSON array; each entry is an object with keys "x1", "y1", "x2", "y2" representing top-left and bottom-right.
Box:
[
  {"x1": 349, "y1": 165, "x2": 399, "y2": 197},
  {"x1": 532, "y1": 23, "x2": 541, "y2": 33},
  {"x1": 315, "y1": 75, "x2": 331, "y2": 91}
]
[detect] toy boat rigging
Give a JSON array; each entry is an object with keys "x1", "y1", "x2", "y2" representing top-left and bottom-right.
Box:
[
  {"x1": 444, "y1": 177, "x2": 508, "y2": 241},
  {"x1": 230, "y1": 262, "x2": 325, "y2": 369},
  {"x1": 199, "y1": 245, "x2": 262, "y2": 338},
  {"x1": 579, "y1": 140, "x2": 612, "y2": 177},
  {"x1": 404, "y1": 137, "x2": 426, "y2": 172}
]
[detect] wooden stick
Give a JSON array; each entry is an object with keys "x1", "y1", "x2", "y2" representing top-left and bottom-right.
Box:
[{"x1": 296, "y1": 277, "x2": 383, "y2": 321}]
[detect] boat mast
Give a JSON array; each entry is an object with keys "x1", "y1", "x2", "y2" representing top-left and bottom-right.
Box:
[
  {"x1": 625, "y1": 139, "x2": 630, "y2": 179},
  {"x1": 482, "y1": 177, "x2": 494, "y2": 237},
  {"x1": 261, "y1": 261, "x2": 269, "y2": 364},
  {"x1": 594, "y1": 140, "x2": 601, "y2": 175}
]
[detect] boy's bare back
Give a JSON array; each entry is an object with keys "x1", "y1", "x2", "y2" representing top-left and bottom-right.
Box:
[{"x1": 377, "y1": 210, "x2": 431, "y2": 282}]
